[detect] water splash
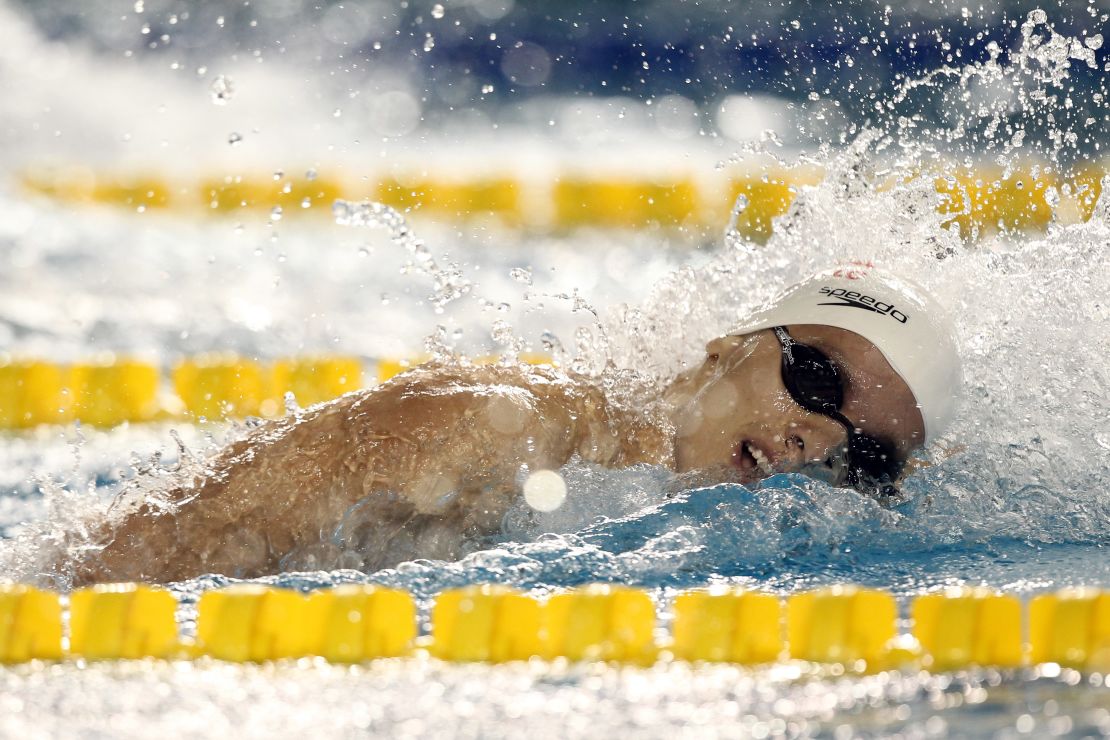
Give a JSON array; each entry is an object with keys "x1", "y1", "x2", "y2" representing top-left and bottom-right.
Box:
[
  {"x1": 333, "y1": 199, "x2": 473, "y2": 316},
  {"x1": 532, "y1": 13, "x2": 1110, "y2": 585},
  {"x1": 0, "y1": 426, "x2": 237, "y2": 588}
]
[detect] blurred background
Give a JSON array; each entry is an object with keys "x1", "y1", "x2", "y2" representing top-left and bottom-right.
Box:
[
  {"x1": 6, "y1": 0, "x2": 1107, "y2": 154},
  {"x1": 1, "y1": 1, "x2": 1102, "y2": 258}
]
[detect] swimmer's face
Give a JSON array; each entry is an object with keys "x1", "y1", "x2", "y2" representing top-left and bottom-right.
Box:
[{"x1": 663, "y1": 325, "x2": 925, "y2": 485}]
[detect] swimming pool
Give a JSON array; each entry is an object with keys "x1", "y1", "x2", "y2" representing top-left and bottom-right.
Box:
[
  {"x1": 2, "y1": 180, "x2": 1108, "y2": 735},
  {"x1": 2, "y1": 2, "x2": 1110, "y2": 737}
]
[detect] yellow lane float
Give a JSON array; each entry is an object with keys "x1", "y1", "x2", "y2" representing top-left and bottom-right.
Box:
[
  {"x1": 431, "y1": 585, "x2": 543, "y2": 663},
  {"x1": 0, "y1": 354, "x2": 555, "y2": 429},
  {"x1": 912, "y1": 587, "x2": 1023, "y2": 671},
  {"x1": 1029, "y1": 588, "x2": 1110, "y2": 670},
  {"x1": 543, "y1": 584, "x2": 658, "y2": 664},
  {"x1": 1, "y1": 584, "x2": 1109, "y2": 669},
  {"x1": 69, "y1": 583, "x2": 178, "y2": 660},
  {"x1": 670, "y1": 587, "x2": 783, "y2": 664},
  {"x1": 195, "y1": 585, "x2": 311, "y2": 662},
  {"x1": 21, "y1": 166, "x2": 1104, "y2": 237},
  {"x1": 0, "y1": 360, "x2": 70, "y2": 428},
  {"x1": 306, "y1": 585, "x2": 416, "y2": 662},
  {"x1": 787, "y1": 585, "x2": 898, "y2": 669},
  {"x1": 0, "y1": 585, "x2": 64, "y2": 663}
]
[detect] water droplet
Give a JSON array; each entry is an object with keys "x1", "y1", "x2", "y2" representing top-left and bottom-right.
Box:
[
  {"x1": 730, "y1": 193, "x2": 749, "y2": 217},
  {"x1": 301, "y1": 197, "x2": 312, "y2": 209},
  {"x1": 210, "y1": 75, "x2": 234, "y2": 105},
  {"x1": 423, "y1": 34, "x2": 435, "y2": 52},
  {"x1": 1086, "y1": 34, "x2": 1104, "y2": 50},
  {"x1": 1044, "y1": 186, "x2": 1060, "y2": 208},
  {"x1": 284, "y1": 391, "x2": 301, "y2": 416},
  {"x1": 431, "y1": 3, "x2": 445, "y2": 19},
  {"x1": 227, "y1": 132, "x2": 243, "y2": 146},
  {"x1": 270, "y1": 206, "x2": 283, "y2": 221},
  {"x1": 540, "y1": 330, "x2": 564, "y2": 354},
  {"x1": 1029, "y1": 8, "x2": 1047, "y2": 24},
  {"x1": 481, "y1": 84, "x2": 495, "y2": 94},
  {"x1": 333, "y1": 108, "x2": 342, "y2": 118},
  {"x1": 509, "y1": 267, "x2": 533, "y2": 285},
  {"x1": 332, "y1": 201, "x2": 353, "y2": 224},
  {"x1": 724, "y1": 193, "x2": 750, "y2": 249},
  {"x1": 133, "y1": 0, "x2": 144, "y2": 12},
  {"x1": 305, "y1": 168, "x2": 318, "y2": 181},
  {"x1": 789, "y1": 19, "x2": 800, "y2": 29},
  {"x1": 491, "y1": 319, "x2": 515, "y2": 345},
  {"x1": 272, "y1": 170, "x2": 284, "y2": 181},
  {"x1": 333, "y1": 198, "x2": 472, "y2": 311}
]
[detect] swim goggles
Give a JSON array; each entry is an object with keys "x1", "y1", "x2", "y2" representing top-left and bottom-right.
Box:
[{"x1": 772, "y1": 327, "x2": 902, "y2": 497}]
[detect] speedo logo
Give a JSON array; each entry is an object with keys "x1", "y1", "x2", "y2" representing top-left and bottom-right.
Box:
[{"x1": 818, "y1": 287, "x2": 909, "y2": 323}]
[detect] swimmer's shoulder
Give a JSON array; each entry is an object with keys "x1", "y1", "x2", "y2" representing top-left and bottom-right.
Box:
[{"x1": 363, "y1": 358, "x2": 581, "y2": 396}]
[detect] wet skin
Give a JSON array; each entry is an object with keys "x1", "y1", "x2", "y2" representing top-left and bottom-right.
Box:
[
  {"x1": 69, "y1": 325, "x2": 924, "y2": 585},
  {"x1": 663, "y1": 325, "x2": 925, "y2": 484}
]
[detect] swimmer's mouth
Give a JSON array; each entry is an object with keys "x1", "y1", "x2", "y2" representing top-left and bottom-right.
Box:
[{"x1": 732, "y1": 440, "x2": 775, "y2": 477}]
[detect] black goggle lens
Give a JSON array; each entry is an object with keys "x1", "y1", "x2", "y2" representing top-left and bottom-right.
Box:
[
  {"x1": 774, "y1": 327, "x2": 902, "y2": 495},
  {"x1": 780, "y1": 342, "x2": 844, "y2": 414}
]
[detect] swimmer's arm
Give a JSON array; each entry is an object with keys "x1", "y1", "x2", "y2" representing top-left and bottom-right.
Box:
[
  {"x1": 357, "y1": 371, "x2": 582, "y2": 518},
  {"x1": 72, "y1": 367, "x2": 590, "y2": 584}
]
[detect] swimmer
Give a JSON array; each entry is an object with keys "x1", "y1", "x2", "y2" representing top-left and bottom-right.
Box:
[{"x1": 66, "y1": 264, "x2": 959, "y2": 586}]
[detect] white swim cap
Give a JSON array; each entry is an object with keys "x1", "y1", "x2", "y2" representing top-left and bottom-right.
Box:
[{"x1": 731, "y1": 263, "x2": 961, "y2": 442}]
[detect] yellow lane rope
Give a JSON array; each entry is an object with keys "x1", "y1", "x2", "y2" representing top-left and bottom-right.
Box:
[
  {"x1": 18, "y1": 165, "x2": 1106, "y2": 240},
  {"x1": 2, "y1": 582, "x2": 1107, "y2": 670},
  {"x1": 0, "y1": 354, "x2": 550, "y2": 429}
]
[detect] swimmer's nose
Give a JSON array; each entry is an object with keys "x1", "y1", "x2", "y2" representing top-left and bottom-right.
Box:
[{"x1": 779, "y1": 417, "x2": 850, "y2": 473}]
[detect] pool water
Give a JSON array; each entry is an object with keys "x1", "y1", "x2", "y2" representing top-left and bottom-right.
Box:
[
  {"x1": 2, "y1": 187, "x2": 1108, "y2": 736},
  {"x1": 2, "y1": 2, "x2": 1110, "y2": 737}
]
